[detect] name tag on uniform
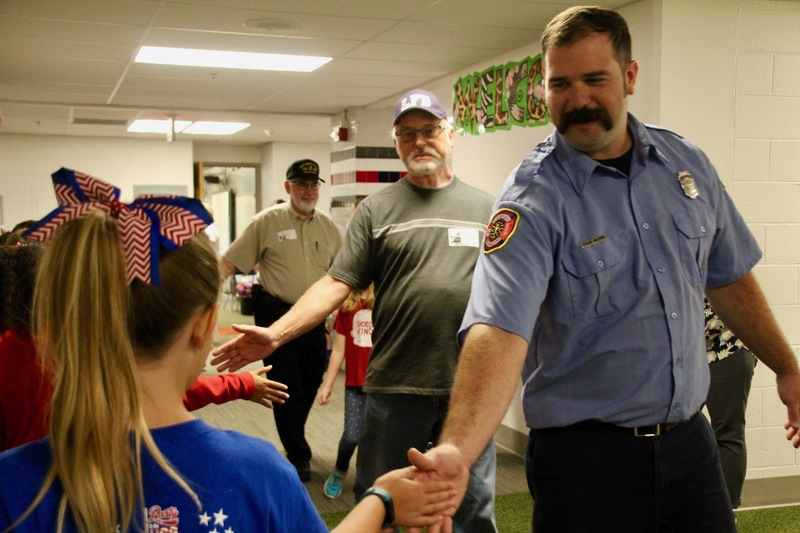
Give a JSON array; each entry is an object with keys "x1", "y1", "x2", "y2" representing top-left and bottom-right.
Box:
[
  {"x1": 448, "y1": 228, "x2": 480, "y2": 247},
  {"x1": 278, "y1": 229, "x2": 297, "y2": 241}
]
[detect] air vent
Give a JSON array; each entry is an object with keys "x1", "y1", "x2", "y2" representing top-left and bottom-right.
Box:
[
  {"x1": 243, "y1": 18, "x2": 302, "y2": 32},
  {"x1": 71, "y1": 117, "x2": 130, "y2": 126}
]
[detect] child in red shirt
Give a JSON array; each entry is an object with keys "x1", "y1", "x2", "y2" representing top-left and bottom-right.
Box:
[{"x1": 317, "y1": 284, "x2": 374, "y2": 499}]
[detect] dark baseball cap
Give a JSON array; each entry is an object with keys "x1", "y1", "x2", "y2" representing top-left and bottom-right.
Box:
[
  {"x1": 394, "y1": 89, "x2": 448, "y2": 125},
  {"x1": 286, "y1": 159, "x2": 325, "y2": 182}
]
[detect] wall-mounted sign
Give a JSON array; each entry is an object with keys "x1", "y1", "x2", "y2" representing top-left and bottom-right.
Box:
[{"x1": 453, "y1": 54, "x2": 550, "y2": 135}]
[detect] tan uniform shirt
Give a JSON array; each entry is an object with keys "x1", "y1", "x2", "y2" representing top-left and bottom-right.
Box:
[{"x1": 224, "y1": 203, "x2": 343, "y2": 304}]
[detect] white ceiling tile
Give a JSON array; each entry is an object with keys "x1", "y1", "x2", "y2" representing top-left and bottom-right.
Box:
[
  {"x1": 0, "y1": 0, "x2": 628, "y2": 144},
  {"x1": 0, "y1": 16, "x2": 147, "y2": 44},
  {"x1": 1, "y1": 0, "x2": 158, "y2": 25}
]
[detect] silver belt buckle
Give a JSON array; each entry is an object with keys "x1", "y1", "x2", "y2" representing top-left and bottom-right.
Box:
[{"x1": 634, "y1": 424, "x2": 661, "y2": 437}]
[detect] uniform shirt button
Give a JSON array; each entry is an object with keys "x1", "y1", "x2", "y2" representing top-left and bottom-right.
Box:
[
  {"x1": 642, "y1": 223, "x2": 650, "y2": 230},
  {"x1": 597, "y1": 260, "x2": 605, "y2": 268}
]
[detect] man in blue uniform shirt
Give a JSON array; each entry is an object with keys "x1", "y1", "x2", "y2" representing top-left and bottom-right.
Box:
[{"x1": 413, "y1": 6, "x2": 800, "y2": 532}]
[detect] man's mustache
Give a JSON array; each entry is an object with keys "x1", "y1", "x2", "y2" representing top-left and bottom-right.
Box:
[
  {"x1": 559, "y1": 106, "x2": 614, "y2": 132},
  {"x1": 412, "y1": 147, "x2": 439, "y2": 158}
]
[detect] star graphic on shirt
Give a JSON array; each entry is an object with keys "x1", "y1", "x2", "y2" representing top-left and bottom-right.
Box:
[
  {"x1": 214, "y1": 508, "x2": 229, "y2": 526},
  {"x1": 199, "y1": 512, "x2": 211, "y2": 526},
  {"x1": 225, "y1": 528, "x2": 235, "y2": 533}
]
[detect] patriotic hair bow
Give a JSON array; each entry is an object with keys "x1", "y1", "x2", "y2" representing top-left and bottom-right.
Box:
[{"x1": 24, "y1": 168, "x2": 213, "y2": 286}]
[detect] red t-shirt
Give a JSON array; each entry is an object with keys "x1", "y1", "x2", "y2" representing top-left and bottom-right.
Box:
[
  {"x1": 0, "y1": 329, "x2": 53, "y2": 451},
  {"x1": 333, "y1": 300, "x2": 373, "y2": 387}
]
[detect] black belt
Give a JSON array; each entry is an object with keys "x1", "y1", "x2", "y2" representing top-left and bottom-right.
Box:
[
  {"x1": 252, "y1": 285, "x2": 291, "y2": 310},
  {"x1": 570, "y1": 412, "x2": 697, "y2": 438}
]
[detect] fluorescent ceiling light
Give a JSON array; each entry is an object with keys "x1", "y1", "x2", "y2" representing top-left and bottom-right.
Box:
[
  {"x1": 135, "y1": 46, "x2": 331, "y2": 72},
  {"x1": 183, "y1": 122, "x2": 250, "y2": 135},
  {"x1": 127, "y1": 119, "x2": 250, "y2": 136},
  {"x1": 127, "y1": 119, "x2": 191, "y2": 133}
]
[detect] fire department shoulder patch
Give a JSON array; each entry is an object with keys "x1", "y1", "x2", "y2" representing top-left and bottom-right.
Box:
[{"x1": 484, "y1": 208, "x2": 520, "y2": 254}]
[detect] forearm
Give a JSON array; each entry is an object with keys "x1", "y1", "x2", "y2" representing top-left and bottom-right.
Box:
[
  {"x1": 322, "y1": 339, "x2": 346, "y2": 389},
  {"x1": 330, "y1": 495, "x2": 386, "y2": 532},
  {"x1": 183, "y1": 374, "x2": 249, "y2": 411},
  {"x1": 706, "y1": 272, "x2": 799, "y2": 376},
  {"x1": 271, "y1": 275, "x2": 351, "y2": 348},
  {"x1": 439, "y1": 323, "x2": 528, "y2": 466},
  {"x1": 219, "y1": 257, "x2": 238, "y2": 280}
]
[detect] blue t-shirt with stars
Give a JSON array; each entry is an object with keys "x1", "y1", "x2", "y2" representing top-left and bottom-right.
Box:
[{"x1": 0, "y1": 419, "x2": 328, "y2": 532}]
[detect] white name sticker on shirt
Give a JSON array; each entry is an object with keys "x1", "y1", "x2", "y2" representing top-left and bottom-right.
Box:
[
  {"x1": 448, "y1": 228, "x2": 480, "y2": 247},
  {"x1": 278, "y1": 229, "x2": 298, "y2": 242}
]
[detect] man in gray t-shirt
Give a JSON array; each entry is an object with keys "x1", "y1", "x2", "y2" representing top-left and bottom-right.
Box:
[{"x1": 212, "y1": 89, "x2": 497, "y2": 533}]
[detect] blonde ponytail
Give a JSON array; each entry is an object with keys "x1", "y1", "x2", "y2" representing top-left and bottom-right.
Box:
[
  {"x1": 341, "y1": 283, "x2": 375, "y2": 313},
  {"x1": 11, "y1": 210, "x2": 218, "y2": 532}
]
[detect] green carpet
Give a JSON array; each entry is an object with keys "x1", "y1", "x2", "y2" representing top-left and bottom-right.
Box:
[{"x1": 321, "y1": 492, "x2": 800, "y2": 532}]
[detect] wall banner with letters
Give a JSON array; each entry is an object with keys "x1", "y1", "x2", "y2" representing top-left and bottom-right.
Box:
[{"x1": 453, "y1": 54, "x2": 550, "y2": 135}]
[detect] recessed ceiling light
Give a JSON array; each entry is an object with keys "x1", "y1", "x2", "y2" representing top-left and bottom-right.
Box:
[
  {"x1": 127, "y1": 120, "x2": 249, "y2": 135},
  {"x1": 183, "y1": 122, "x2": 250, "y2": 135},
  {"x1": 127, "y1": 119, "x2": 190, "y2": 133},
  {"x1": 243, "y1": 18, "x2": 303, "y2": 32},
  {"x1": 135, "y1": 46, "x2": 331, "y2": 72}
]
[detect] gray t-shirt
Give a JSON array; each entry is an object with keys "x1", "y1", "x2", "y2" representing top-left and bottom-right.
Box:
[{"x1": 328, "y1": 177, "x2": 493, "y2": 394}]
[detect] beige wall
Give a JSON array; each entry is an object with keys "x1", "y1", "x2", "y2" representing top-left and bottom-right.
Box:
[{"x1": 0, "y1": 135, "x2": 193, "y2": 227}]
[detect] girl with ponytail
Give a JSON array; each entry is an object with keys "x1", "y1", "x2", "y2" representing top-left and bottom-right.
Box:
[{"x1": 0, "y1": 169, "x2": 454, "y2": 532}]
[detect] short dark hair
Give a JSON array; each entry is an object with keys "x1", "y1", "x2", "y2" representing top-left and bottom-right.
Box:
[
  {"x1": 0, "y1": 241, "x2": 43, "y2": 332},
  {"x1": 541, "y1": 6, "x2": 632, "y2": 67}
]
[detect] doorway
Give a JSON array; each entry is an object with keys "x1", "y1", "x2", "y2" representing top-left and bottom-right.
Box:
[{"x1": 194, "y1": 163, "x2": 258, "y2": 255}]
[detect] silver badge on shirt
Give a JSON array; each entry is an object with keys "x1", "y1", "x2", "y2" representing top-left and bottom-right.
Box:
[{"x1": 677, "y1": 171, "x2": 699, "y2": 199}]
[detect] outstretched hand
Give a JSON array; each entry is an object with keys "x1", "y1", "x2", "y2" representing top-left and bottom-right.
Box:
[
  {"x1": 404, "y1": 444, "x2": 470, "y2": 533},
  {"x1": 210, "y1": 324, "x2": 277, "y2": 372},
  {"x1": 371, "y1": 464, "x2": 457, "y2": 531},
  {"x1": 248, "y1": 365, "x2": 289, "y2": 409}
]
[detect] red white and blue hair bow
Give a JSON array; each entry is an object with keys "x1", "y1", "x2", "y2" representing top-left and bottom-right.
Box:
[{"x1": 24, "y1": 168, "x2": 213, "y2": 286}]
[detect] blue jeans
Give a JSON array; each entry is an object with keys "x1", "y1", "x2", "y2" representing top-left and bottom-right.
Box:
[
  {"x1": 335, "y1": 386, "x2": 366, "y2": 472},
  {"x1": 526, "y1": 412, "x2": 735, "y2": 532},
  {"x1": 355, "y1": 393, "x2": 497, "y2": 533}
]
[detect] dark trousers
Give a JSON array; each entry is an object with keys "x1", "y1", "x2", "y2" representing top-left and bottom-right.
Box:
[
  {"x1": 526, "y1": 413, "x2": 735, "y2": 532},
  {"x1": 254, "y1": 289, "x2": 326, "y2": 465},
  {"x1": 707, "y1": 347, "x2": 756, "y2": 509}
]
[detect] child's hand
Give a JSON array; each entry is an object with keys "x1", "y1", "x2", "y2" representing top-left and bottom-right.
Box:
[
  {"x1": 249, "y1": 366, "x2": 289, "y2": 409},
  {"x1": 317, "y1": 384, "x2": 332, "y2": 405},
  {"x1": 371, "y1": 465, "x2": 456, "y2": 530}
]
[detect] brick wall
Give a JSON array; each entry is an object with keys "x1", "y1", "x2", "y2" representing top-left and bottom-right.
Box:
[{"x1": 732, "y1": 1, "x2": 800, "y2": 480}]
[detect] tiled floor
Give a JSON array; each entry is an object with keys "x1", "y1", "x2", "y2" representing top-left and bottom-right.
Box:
[{"x1": 196, "y1": 301, "x2": 528, "y2": 515}]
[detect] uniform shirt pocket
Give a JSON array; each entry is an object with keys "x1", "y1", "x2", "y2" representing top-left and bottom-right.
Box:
[
  {"x1": 672, "y1": 209, "x2": 715, "y2": 287},
  {"x1": 562, "y1": 231, "x2": 631, "y2": 323}
]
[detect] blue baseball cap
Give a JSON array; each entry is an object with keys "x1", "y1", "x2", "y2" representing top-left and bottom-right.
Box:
[{"x1": 394, "y1": 89, "x2": 448, "y2": 125}]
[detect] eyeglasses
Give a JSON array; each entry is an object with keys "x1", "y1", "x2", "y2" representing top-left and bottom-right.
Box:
[
  {"x1": 291, "y1": 180, "x2": 321, "y2": 191},
  {"x1": 394, "y1": 124, "x2": 445, "y2": 144}
]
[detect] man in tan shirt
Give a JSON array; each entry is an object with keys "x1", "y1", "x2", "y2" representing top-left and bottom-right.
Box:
[{"x1": 221, "y1": 159, "x2": 342, "y2": 481}]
